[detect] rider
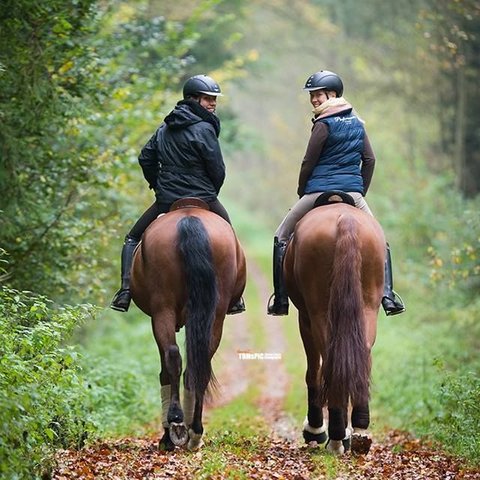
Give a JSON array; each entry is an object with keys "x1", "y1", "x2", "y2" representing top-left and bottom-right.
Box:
[
  {"x1": 267, "y1": 70, "x2": 405, "y2": 317},
  {"x1": 111, "y1": 74, "x2": 245, "y2": 314}
]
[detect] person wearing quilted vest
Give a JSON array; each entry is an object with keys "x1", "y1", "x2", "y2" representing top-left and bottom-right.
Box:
[
  {"x1": 267, "y1": 70, "x2": 405, "y2": 317},
  {"x1": 110, "y1": 74, "x2": 245, "y2": 314}
]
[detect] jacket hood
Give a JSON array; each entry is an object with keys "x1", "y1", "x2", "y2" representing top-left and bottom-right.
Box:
[{"x1": 164, "y1": 100, "x2": 221, "y2": 136}]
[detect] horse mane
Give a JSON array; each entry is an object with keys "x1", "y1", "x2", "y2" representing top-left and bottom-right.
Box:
[{"x1": 321, "y1": 213, "x2": 370, "y2": 406}]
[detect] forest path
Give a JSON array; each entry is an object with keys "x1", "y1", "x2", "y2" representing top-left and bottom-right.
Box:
[{"x1": 52, "y1": 260, "x2": 480, "y2": 479}]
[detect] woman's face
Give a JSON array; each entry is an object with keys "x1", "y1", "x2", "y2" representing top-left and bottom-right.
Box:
[
  {"x1": 199, "y1": 94, "x2": 217, "y2": 113},
  {"x1": 309, "y1": 89, "x2": 334, "y2": 108}
]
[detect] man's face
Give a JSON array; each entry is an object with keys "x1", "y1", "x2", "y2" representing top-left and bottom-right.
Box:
[{"x1": 199, "y1": 94, "x2": 217, "y2": 113}]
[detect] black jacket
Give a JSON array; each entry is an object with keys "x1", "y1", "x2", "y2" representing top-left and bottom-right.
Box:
[{"x1": 138, "y1": 100, "x2": 225, "y2": 204}]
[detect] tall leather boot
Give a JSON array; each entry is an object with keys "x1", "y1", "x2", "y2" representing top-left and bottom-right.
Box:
[
  {"x1": 382, "y1": 244, "x2": 405, "y2": 316},
  {"x1": 267, "y1": 237, "x2": 289, "y2": 316},
  {"x1": 110, "y1": 236, "x2": 139, "y2": 312}
]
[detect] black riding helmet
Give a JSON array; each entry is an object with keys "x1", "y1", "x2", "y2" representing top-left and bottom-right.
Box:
[
  {"x1": 303, "y1": 70, "x2": 344, "y2": 97},
  {"x1": 183, "y1": 74, "x2": 223, "y2": 99}
]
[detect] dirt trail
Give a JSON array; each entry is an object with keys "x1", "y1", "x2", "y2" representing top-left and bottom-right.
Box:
[
  {"x1": 246, "y1": 260, "x2": 296, "y2": 441},
  {"x1": 206, "y1": 257, "x2": 296, "y2": 440}
]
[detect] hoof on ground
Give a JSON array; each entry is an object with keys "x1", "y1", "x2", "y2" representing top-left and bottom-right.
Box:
[
  {"x1": 325, "y1": 428, "x2": 351, "y2": 456},
  {"x1": 169, "y1": 422, "x2": 188, "y2": 446},
  {"x1": 351, "y1": 431, "x2": 372, "y2": 455},
  {"x1": 187, "y1": 428, "x2": 204, "y2": 450},
  {"x1": 325, "y1": 439, "x2": 346, "y2": 455}
]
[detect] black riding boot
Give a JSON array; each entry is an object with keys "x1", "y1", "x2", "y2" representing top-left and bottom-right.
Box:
[
  {"x1": 110, "y1": 236, "x2": 139, "y2": 312},
  {"x1": 382, "y1": 244, "x2": 405, "y2": 316},
  {"x1": 267, "y1": 237, "x2": 289, "y2": 316}
]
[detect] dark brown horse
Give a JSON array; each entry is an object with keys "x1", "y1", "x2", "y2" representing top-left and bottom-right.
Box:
[
  {"x1": 130, "y1": 199, "x2": 246, "y2": 451},
  {"x1": 284, "y1": 201, "x2": 385, "y2": 455}
]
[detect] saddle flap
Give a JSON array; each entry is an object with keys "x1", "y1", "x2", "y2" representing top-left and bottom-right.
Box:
[
  {"x1": 170, "y1": 197, "x2": 210, "y2": 211},
  {"x1": 313, "y1": 190, "x2": 356, "y2": 208}
]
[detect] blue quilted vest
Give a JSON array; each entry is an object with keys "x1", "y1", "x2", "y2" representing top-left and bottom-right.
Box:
[{"x1": 304, "y1": 110, "x2": 365, "y2": 195}]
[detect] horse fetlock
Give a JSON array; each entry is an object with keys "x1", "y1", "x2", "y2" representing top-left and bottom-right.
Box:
[
  {"x1": 167, "y1": 403, "x2": 184, "y2": 424},
  {"x1": 169, "y1": 422, "x2": 188, "y2": 446},
  {"x1": 303, "y1": 429, "x2": 328, "y2": 445},
  {"x1": 187, "y1": 428, "x2": 204, "y2": 450}
]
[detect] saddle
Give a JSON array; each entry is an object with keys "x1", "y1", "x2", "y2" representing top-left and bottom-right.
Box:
[
  {"x1": 313, "y1": 190, "x2": 356, "y2": 209},
  {"x1": 170, "y1": 197, "x2": 210, "y2": 211}
]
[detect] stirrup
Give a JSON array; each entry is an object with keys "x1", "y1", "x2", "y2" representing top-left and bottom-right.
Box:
[
  {"x1": 267, "y1": 293, "x2": 289, "y2": 316},
  {"x1": 110, "y1": 288, "x2": 131, "y2": 312},
  {"x1": 227, "y1": 297, "x2": 245, "y2": 315},
  {"x1": 382, "y1": 291, "x2": 405, "y2": 316}
]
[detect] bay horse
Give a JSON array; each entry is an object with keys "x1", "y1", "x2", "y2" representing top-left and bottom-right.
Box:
[
  {"x1": 130, "y1": 198, "x2": 246, "y2": 451},
  {"x1": 283, "y1": 195, "x2": 385, "y2": 455}
]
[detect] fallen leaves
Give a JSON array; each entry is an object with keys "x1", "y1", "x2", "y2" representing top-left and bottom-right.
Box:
[{"x1": 52, "y1": 429, "x2": 480, "y2": 480}]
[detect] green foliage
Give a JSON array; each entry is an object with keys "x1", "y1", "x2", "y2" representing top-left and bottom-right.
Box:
[
  {"x1": 429, "y1": 368, "x2": 480, "y2": 461},
  {"x1": 428, "y1": 207, "x2": 479, "y2": 297},
  {"x1": 75, "y1": 309, "x2": 162, "y2": 436},
  {"x1": 0, "y1": 0, "x2": 106, "y2": 298},
  {"x1": 0, "y1": 0, "x2": 251, "y2": 304},
  {"x1": 0, "y1": 287, "x2": 96, "y2": 479}
]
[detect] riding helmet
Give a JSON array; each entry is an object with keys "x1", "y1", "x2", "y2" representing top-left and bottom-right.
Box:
[
  {"x1": 303, "y1": 70, "x2": 344, "y2": 97},
  {"x1": 183, "y1": 74, "x2": 223, "y2": 98}
]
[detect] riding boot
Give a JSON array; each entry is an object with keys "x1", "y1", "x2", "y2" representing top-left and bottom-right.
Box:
[
  {"x1": 110, "y1": 236, "x2": 139, "y2": 312},
  {"x1": 267, "y1": 237, "x2": 289, "y2": 316},
  {"x1": 382, "y1": 244, "x2": 406, "y2": 316},
  {"x1": 227, "y1": 296, "x2": 246, "y2": 315}
]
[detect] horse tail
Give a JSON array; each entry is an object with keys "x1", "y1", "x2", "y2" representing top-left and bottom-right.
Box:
[
  {"x1": 321, "y1": 214, "x2": 370, "y2": 407},
  {"x1": 177, "y1": 215, "x2": 218, "y2": 398}
]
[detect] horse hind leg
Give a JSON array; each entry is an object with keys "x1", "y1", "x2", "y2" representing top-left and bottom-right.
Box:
[
  {"x1": 299, "y1": 312, "x2": 327, "y2": 445},
  {"x1": 159, "y1": 384, "x2": 175, "y2": 451},
  {"x1": 162, "y1": 344, "x2": 189, "y2": 447},
  {"x1": 184, "y1": 324, "x2": 222, "y2": 451},
  {"x1": 187, "y1": 394, "x2": 205, "y2": 450},
  {"x1": 302, "y1": 387, "x2": 327, "y2": 445},
  {"x1": 182, "y1": 371, "x2": 204, "y2": 451}
]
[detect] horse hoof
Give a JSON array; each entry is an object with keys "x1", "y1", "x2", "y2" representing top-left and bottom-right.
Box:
[
  {"x1": 158, "y1": 430, "x2": 175, "y2": 451},
  {"x1": 187, "y1": 428, "x2": 204, "y2": 450},
  {"x1": 325, "y1": 439, "x2": 345, "y2": 455},
  {"x1": 351, "y1": 431, "x2": 372, "y2": 455},
  {"x1": 169, "y1": 422, "x2": 188, "y2": 446},
  {"x1": 325, "y1": 428, "x2": 351, "y2": 455}
]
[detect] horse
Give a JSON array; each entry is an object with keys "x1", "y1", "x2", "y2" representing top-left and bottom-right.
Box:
[
  {"x1": 130, "y1": 198, "x2": 246, "y2": 451},
  {"x1": 283, "y1": 195, "x2": 385, "y2": 455}
]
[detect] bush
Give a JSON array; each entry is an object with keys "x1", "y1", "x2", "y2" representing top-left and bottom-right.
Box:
[
  {"x1": 431, "y1": 368, "x2": 480, "y2": 462},
  {"x1": 0, "y1": 287, "x2": 96, "y2": 479}
]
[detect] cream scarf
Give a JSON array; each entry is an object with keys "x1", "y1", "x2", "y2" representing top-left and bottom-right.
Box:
[{"x1": 312, "y1": 97, "x2": 364, "y2": 124}]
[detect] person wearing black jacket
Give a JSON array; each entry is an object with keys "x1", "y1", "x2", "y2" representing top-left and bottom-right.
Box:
[{"x1": 110, "y1": 74, "x2": 244, "y2": 314}]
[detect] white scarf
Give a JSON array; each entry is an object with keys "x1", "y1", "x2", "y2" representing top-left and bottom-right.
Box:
[{"x1": 311, "y1": 97, "x2": 365, "y2": 124}]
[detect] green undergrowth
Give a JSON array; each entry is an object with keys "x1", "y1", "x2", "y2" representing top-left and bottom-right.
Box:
[{"x1": 0, "y1": 287, "x2": 97, "y2": 479}]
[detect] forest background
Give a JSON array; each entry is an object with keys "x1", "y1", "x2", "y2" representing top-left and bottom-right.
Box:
[{"x1": 1, "y1": 0, "x2": 479, "y2": 478}]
